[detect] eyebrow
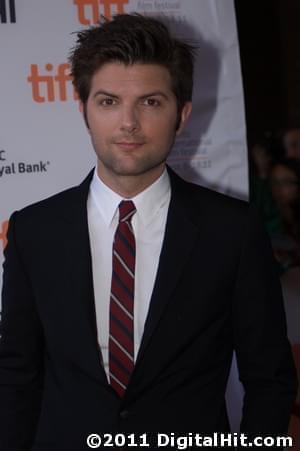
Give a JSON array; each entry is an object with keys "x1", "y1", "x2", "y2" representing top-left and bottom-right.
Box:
[{"x1": 93, "y1": 90, "x2": 170, "y2": 100}]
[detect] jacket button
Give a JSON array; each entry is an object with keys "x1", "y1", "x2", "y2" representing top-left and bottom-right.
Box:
[{"x1": 119, "y1": 409, "x2": 129, "y2": 419}]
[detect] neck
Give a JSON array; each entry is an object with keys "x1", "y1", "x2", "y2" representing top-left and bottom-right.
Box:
[{"x1": 97, "y1": 163, "x2": 166, "y2": 198}]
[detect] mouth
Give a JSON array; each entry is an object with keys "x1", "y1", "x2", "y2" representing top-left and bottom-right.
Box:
[{"x1": 114, "y1": 142, "x2": 145, "y2": 150}]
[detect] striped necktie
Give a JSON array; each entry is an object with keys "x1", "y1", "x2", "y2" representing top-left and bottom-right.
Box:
[{"x1": 109, "y1": 200, "x2": 136, "y2": 397}]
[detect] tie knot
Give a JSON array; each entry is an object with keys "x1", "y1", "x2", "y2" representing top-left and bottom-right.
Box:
[{"x1": 118, "y1": 200, "x2": 136, "y2": 223}]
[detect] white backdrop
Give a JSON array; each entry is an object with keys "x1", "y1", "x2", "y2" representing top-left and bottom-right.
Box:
[{"x1": 0, "y1": 0, "x2": 247, "y2": 431}]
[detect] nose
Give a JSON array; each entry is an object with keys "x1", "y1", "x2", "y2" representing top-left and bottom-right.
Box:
[{"x1": 120, "y1": 105, "x2": 140, "y2": 134}]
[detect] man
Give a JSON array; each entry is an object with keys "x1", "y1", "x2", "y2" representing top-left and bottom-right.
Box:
[
  {"x1": 282, "y1": 126, "x2": 300, "y2": 159},
  {"x1": 0, "y1": 13, "x2": 297, "y2": 451}
]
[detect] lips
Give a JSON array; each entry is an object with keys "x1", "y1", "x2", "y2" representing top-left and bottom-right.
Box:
[{"x1": 115, "y1": 141, "x2": 144, "y2": 149}]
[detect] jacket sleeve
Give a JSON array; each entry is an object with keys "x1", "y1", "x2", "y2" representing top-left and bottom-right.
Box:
[
  {"x1": 0, "y1": 211, "x2": 44, "y2": 451},
  {"x1": 233, "y1": 204, "x2": 298, "y2": 444}
]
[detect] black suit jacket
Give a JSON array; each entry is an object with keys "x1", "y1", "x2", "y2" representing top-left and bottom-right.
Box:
[{"x1": 0, "y1": 168, "x2": 297, "y2": 450}]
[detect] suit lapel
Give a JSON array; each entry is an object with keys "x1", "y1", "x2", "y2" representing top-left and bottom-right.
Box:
[
  {"x1": 133, "y1": 168, "x2": 199, "y2": 369},
  {"x1": 57, "y1": 170, "x2": 111, "y2": 386}
]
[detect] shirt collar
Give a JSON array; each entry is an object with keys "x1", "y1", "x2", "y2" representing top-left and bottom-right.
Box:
[{"x1": 89, "y1": 167, "x2": 171, "y2": 227}]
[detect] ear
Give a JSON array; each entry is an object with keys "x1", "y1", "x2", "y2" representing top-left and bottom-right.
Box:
[{"x1": 176, "y1": 102, "x2": 192, "y2": 136}]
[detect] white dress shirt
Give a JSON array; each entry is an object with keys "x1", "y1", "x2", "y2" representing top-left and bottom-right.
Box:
[{"x1": 87, "y1": 167, "x2": 171, "y2": 381}]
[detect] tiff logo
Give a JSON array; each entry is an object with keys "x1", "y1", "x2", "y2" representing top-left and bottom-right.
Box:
[
  {"x1": 27, "y1": 63, "x2": 78, "y2": 103},
  {"x1": 74, "y1": 0, "x2": 129, "y2": 25},
  {"x1": 0, "y1": 0, "x2": 16, "y2": 23}
]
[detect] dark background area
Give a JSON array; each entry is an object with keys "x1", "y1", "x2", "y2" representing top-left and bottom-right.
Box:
[{"x1": 234, "y1": 0, "x2": 300, "y2": 146}]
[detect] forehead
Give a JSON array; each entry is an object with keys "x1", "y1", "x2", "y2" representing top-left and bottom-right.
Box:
[{"x1": 89, "y1": 62, "x2": 173, "y2": 95}]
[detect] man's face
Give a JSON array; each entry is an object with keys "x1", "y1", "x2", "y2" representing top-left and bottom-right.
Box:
[
  {"x1": 81, "y1": 62, "x2": 191, "y2": 190},
  {"x1": 270, "y1": 164, "x2": 299, "y2": 205},
  {"x1": 284, "y1": 129, "x2": 300, "y2": 159}
]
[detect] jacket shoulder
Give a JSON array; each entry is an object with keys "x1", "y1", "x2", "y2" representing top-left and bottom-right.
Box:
[
  {"x1": 7, "y1": 171, "x2": 93, "y2": 244},
  {"x1": 12, "y1": 171, "x2": 93, "y2": 222},
  {"x1": 17, "y1": 185, "x2": 79, "y2": 217},
  {"x1": 171, "y1": 170, "x2": 250, "y2": 219}
]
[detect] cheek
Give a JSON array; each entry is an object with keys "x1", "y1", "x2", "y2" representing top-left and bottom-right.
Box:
[
  {"x1": 152, "y1": 128, "x2": 176, "y2": 149},
  {"x1": 141, "y1": 107, "x2": 177, "y2": 126},
  {"x1": 147, "y1": 116, "x2": 177, "y2": 140},
  {"x1": 89, "y1": 117, "x2": 115, "y2": 141}
]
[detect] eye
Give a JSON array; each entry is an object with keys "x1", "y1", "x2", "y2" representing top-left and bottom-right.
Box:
[
  {"x1": 98, "y1": 98, "x2": 117, "y2": 106},
  {"x1": 143, "y1": 98, "x2": 161, "y2": 107}
]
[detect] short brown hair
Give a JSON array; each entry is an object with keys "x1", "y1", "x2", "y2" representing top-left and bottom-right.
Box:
[{"x1": 69, "y1": 13, "x2": 195, "y2": 115}]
